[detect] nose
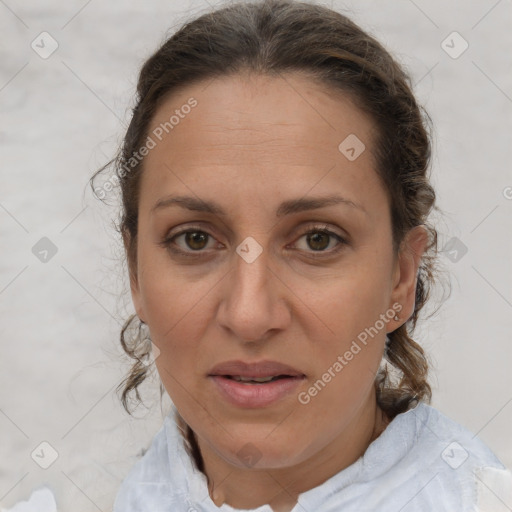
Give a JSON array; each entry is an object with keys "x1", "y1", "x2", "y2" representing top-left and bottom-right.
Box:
[{"x1": 216, "y1": 246, "x2": 290, "y2": 343}]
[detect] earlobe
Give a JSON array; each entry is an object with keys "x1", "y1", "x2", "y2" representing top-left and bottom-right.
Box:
[{"x1": 389, "y1": 225, "x2": 429, "y2": 326}]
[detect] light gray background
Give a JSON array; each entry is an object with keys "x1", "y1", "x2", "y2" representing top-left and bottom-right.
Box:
[{"x1": 1, "y1": 0, "x2": 511, "y2": 510}]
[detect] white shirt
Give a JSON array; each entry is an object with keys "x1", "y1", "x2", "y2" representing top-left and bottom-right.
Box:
[
  {"x1": 4, "y1": 402, "x2": 511, "y2": 511},
  {"x1": 112, "y1": 402, "x2": 512, "y2": 511}
]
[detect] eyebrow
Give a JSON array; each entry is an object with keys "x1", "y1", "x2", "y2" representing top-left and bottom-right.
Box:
[{"x1": 151, "y1": 194, "x2": 367, "y2": 217}]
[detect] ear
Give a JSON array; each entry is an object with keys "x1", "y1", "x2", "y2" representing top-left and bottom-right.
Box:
[
  {"x1": 122, "y1": 228, "x2": 146, "y2": 323},
  {"x1": 388, "y1": 224, "x2": 429, "y2": 330}
]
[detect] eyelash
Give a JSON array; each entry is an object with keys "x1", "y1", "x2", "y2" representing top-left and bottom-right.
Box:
[{"x1": 159, "y1": 224, "x2": 348, "y2": 259}]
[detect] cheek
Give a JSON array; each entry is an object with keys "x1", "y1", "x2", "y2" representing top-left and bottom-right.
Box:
[
  {"x1": 294, "y1": 281, "x2": 389, "y2": 436},
  {"x1": 142, "y1": 273, "x2": 207, "y2": 372},
  {"x1": 137, "y1": 242, "x2": 214, "y2": 340},
  {"x1": 298, "y1": 259, "x2": 392, "y2": 399},
  {"x1": 137, "y1": 275, "x2": 208, "y2": 406},
  {"x1": 309, "y1": 262, "x2": 393, "y2": 343},
  {"x1": 138, "y1": 258, "x2": 216, "y2": 383},
  {"x1": 151, "y1": 304, "x2": 205, "y2": 422}
]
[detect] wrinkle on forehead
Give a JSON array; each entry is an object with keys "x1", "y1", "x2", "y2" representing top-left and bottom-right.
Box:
[{"x1": 139, "y1": 71, "x2": 384, "y2": 224}]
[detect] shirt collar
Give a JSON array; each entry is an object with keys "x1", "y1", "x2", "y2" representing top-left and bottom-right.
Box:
[{"x1": 163, "y1": 402, "x2": 429, "y2": 511}]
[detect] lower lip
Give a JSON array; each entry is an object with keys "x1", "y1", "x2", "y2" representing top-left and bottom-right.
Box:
[{"x1": 209, "y1": 375, "x2": 305, "y2": 408}]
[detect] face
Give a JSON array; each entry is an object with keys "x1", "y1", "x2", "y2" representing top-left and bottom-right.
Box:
[{"x1": 128, "y1": 71, "x2": 424, "y2": 470}]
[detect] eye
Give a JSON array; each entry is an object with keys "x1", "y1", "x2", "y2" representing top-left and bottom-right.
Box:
[
  {"x1": 292, "y1": 226, "x2": 347, "y2": 257},
  {"x1": 159, "y1": 224, "x2": 348, "y2": 258},
  {"x1": 160, "y1": 228, "x2": 218, "y2": 255}
]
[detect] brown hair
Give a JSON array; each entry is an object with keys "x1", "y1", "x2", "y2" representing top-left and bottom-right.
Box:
[{"x1": 90, "y1": 0, "x2": 448, "y2": 446}]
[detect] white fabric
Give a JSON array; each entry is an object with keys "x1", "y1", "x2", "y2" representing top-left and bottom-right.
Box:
[
  {"x1": 475, "y1": 466, "x2": 512, "y2": 511},
  {"x1": 1, "y1": 487, "x2": 57, "y2": 512},
  {"x1": 4, "y1": 403, "x2": 510, "y2": 511},
  {"x1": 112, "y1": 402, "x2": 512, "y2": 511}
]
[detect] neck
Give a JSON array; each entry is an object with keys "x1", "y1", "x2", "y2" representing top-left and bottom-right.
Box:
[{"x1": 188, "y1": 390, "x2": 389, "y2": 511}]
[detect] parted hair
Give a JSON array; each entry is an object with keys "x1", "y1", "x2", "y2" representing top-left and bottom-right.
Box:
[{"x1": 90, "y1": 0, "x2": 448, "y2": 449}]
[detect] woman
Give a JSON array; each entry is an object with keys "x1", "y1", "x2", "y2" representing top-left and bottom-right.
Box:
[{"x1": 89, "y1": 0, "x2": 509, "y2": 511}]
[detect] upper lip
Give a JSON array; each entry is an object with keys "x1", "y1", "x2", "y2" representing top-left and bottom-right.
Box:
[{"x1": 208, "y1": 360, "x2": 305, "y2": 378}]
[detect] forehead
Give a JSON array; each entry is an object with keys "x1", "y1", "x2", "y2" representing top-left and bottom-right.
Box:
[
  {"x1": 147, "y1": 71, "x2": 376, "y2": 157},
  {"x1": 139, "y1": 72, "x2": 385, "y2": 218}
]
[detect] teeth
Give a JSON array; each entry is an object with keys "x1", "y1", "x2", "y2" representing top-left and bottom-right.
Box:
[{"x1": 233, "y1": 376, "x2": 277, "y2": 383}]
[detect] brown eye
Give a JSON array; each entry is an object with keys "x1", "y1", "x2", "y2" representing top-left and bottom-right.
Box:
[
  {"x1": 183, "y1": 231, "x2": 209, "y2": 250},
  {"x1": 293, "y1": 228, "x2": 346, "y2": 255},
  {"x1": 306, "y1": 231, "x2": 331, "y2": 251},
  {"x1": 160, "y1": 228, "x2": 217, "y2": 255}
]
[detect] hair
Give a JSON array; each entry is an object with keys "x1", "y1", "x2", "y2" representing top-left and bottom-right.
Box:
[{"x1": 90, "y1": 0, "x2": 448, "y2": 465}]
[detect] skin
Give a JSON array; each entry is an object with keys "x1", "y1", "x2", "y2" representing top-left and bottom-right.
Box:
[{"x1": 126, "y1": 71, "x2": 428, "y2": 511}]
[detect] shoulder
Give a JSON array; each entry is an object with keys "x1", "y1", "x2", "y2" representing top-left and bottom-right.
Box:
[
  {"x1": 112, "y1": 416, "x2": 175, "y2": 512},
  {"x1": 379, "y1": 402, "x2": 511, "y2": 511},
  {"x1": 411, "y1": 402, "x2": 505, "y2": 470},
  {"x1": 112, "y1": 410, "x2": 207, "y2": 511}
]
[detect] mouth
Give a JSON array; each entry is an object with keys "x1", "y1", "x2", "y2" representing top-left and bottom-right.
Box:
[
  {"x1": 208, "y1": 359, "x2": 305, "y2": 379},
  {"x1": 209, "y1": 374, "x2": 305, "y2": 408},
  {"x1": 208, "y1": 360, "x2": 306, "y2": 407},
  {"x1": 222, "y1": 375, "x2": 296, "y2": 384}
]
